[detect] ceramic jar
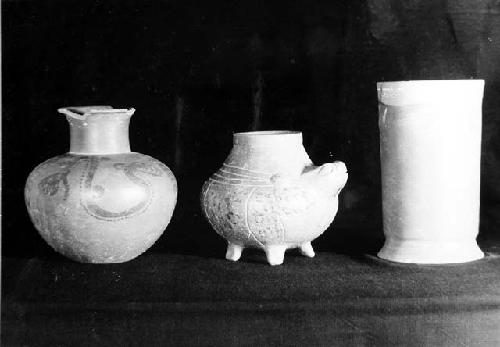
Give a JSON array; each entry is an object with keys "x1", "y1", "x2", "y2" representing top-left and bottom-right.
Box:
[
  {"x1": 201, "y1": 131, "x2": 348, "y2": 265},
  {"x1": 378, "y1": 80, "x2": 484, "y2": 263},
  {"x1": 25, "y1": 106, "x2": 177, "y2": 263}
]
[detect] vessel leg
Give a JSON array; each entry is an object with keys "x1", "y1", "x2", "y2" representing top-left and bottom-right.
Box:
[
  {"x1": 299, "y1": 242, "x2": 315, "y2": 258},
  {"x1": 265, "y1": 245, "x2": 287, "y2": 266},
  {"x1": 226, "y1": 243, "x2": 243, "y2": 262}
]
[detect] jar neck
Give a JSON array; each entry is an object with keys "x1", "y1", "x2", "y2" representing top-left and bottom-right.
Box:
[
  {"x1": 59, "y1": 106, "x2": 134, "y2": 155},
  {"x1": 226, "y1": 131, "x2": 310, "y2": 175}
]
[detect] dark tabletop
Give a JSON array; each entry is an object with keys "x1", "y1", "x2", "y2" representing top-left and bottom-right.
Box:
[{"x1": 3, "y1": 230, "x2": 500, "y2": 347}]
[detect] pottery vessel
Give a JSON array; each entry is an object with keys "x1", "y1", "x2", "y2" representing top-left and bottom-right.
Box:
[
  {"x1": 25, "y1": 106, "x2": 177, "y2": 263},
  {"x1": 378, "y1": 80, "x2": 484, "y2": 264},
  {"x1": 201, "y1": 131, "x2": 348, "y2": 265}
]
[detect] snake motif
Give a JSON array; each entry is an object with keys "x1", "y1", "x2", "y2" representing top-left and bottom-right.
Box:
[
  {"x1": 36, "y1": 155, "x2": 166, "y2": 222},
  {"x1": 80, "y1": 157, "x2": 164, "y2": 221}
]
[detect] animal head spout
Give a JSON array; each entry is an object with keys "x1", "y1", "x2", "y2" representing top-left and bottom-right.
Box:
[{"x1": 302, "y1": 161, "x2": 348, "y2": 196}]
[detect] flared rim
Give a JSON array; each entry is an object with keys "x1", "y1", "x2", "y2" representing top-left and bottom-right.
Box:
[
  {"x1": 58, "y1": 106, "x2": 135, "y2": 119},
  {"x1": 234, "y1": 130, "x2": 301, "y2": 137}
]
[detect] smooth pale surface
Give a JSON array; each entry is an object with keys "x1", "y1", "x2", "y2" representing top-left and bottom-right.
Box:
[{"x1": 378, "y1": 80, "x2": 484, "y2": 264}]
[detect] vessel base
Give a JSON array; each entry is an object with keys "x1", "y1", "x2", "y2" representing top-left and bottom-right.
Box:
[{"x1": 377, "y1": 238, "x2": 484, "y2": 264}]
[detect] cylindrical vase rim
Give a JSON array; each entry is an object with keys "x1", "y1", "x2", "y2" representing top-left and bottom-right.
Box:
[{"x1": 377, "y1": 79, "x2": 484, "y2": 106}]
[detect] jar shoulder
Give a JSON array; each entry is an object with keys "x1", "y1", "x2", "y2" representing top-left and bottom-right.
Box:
[{"x1": 26, "y1": 152, "x2": 176, "y2": 185}]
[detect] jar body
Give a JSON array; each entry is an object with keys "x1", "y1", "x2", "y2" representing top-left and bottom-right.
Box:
[
  {"x1": 201, "y1": 131, "x2": 348, "y2": 265},
  {"x1": 25, "y1": 153, "x2": 177, "y2": 263}
]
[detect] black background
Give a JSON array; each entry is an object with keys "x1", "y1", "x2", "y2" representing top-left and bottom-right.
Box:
[{"x1": 3, "y1": 0, "x2": 500, "y2": 259}]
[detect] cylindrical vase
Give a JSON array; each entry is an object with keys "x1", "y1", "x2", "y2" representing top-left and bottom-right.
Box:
[{"x1": 377, "y1": 80, "x2": 485, "y2": 264}]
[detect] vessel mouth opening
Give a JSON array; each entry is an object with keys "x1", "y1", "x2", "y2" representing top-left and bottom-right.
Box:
[
  {"x1": 65, "y1": 106, "x2": 113, "y2": 115},
  {"x1": 234, "y1": 130, "x2": 301, "y2": 136}
]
